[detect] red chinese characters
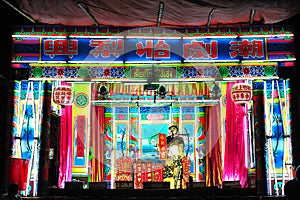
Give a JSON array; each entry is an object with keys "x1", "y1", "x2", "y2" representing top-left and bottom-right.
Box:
[
  {"x1": 134, "y1": 159, "x2": 143, "y2": 189},
  {"x1": 136, "y1": 40, "x2": 170, "y2": 58},
  {"x1": 183, "y1": 40, "x2": 218, "y2": 59},
  {"x1": 144, "y1": 161, "x2": 153, "y2": 182},
  {"x1": 153, "y1": 164, "x2": 164, "y2": 182},
  {"x1": 229, "y1": 39, "x2": 263, "y2": 58},
  {"x1": 231, "y1": 83, "x2": 252, "y2": 104},
  {"x1": 44, "y1": 39, "x2": 78, "y2": 58},
  {"x1": 76, "y1": 115, "x2": 85, "y2": 158},
  {"x1": 181, "y1": 157, "x2": 190, "y2": 189},
  {"x1": 53, "y1": 86, "x2": 74, "y2": 105},
  {"x1": 89, "y1": 39, "x2": 124, "y2": 58},
  {"x1": 158, "y1": 133, "x2": 167, "y2": 160}
]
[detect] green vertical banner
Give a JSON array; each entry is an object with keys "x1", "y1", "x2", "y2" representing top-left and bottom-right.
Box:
[
  {"x1": 253, "y1": 80, "x2": 267, "y2": 195},
  {"x1": 72, "y1": 83, "x2": 90, "y2": 174}
]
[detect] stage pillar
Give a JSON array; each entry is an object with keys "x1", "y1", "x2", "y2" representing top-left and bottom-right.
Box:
[
  {"x1": 38, "y1": 81, "x2": 52, "y2": 196},
  {"x1": 253, "y1": 80, "x2": 267, "y2": 195}
]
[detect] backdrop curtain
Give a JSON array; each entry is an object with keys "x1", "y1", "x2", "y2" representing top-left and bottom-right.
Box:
[
  {"x1": 58, "y1": 82, "x2": 73, "y2": 188},
  {"x1": 58, "y1": 105, "x2": 73, "y2": 188},
  {"x1": 205, "y1": 103, "x2": 223, "y2": 187},
  {"x1": 222, "y1": 81, "x2": 249, "y2": 188},
  {"x1": 90, "y1": 106, "x2": 105, "y2": 182}
]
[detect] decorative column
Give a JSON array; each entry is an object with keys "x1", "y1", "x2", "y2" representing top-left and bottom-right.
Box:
[
  {"x1": 252, "y1": 80, "x2": 267, "y2": 195},
  {"x1": 38, "y1": 81, "x2": 52, "y2": 196}
]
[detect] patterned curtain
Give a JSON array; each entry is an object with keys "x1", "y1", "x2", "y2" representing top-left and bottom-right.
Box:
[
  {"x1": 205, "y1": 103, "x2": 223, "y2": 187},
  {"x1": 90, "y1": 106, "x2": 105, "y2": 182},
  {"x1": 223, "y1": 81, "x2": 249, "y2": 187},
  {"x1": 96, "y1": 82, "x2": 210, "y2": 97}
]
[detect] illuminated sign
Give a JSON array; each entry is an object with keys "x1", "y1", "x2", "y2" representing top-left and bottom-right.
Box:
[
  {"x1": 131, "y1": 67, "x2": 177, "y2": 79},
  {"x1": 12, "y1": 36, "x2": 295, "y2": 63}
]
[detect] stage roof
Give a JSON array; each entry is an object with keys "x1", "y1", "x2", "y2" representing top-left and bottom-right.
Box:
[{"x1": 4, "y1": 0, "x2": 300, "y2": 27}]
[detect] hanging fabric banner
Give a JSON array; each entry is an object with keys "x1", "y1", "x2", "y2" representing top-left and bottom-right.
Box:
[
  {"x1": 76, "y1": 115, "x2": 86, "y2": 158},
  {"x1": 134, "y1": 160, "x2": 143, "y2": 189},
  {"x1": 158, "y1": 133, "x2": 167, "y2": 160}
]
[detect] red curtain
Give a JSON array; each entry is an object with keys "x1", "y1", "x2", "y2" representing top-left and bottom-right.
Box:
[
  {"x1": 205, "y1": 103, "x2": 223, "y2": 187},
  {"x1": 90, "y1": 106, "x2": 105, "y2": 182}
]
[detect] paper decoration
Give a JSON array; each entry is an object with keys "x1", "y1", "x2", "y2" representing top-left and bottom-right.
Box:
[
  {"x1": 53, "y1": 86, "x2": 74, "y2": 105},
  {"x1": 231, "y1": 83, "x2": 252, "y2": 104}
]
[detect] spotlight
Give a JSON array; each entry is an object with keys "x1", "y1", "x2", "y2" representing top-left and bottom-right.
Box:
[
  {"x1": 98, "y1": 85, "x2": 109, "y2": 100},
  {"x1": 157, "y1": 85, "x2": 167, "y2": 99}
]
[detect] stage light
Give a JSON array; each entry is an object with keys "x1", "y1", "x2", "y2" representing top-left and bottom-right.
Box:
[
  {"x1": 98, "y1": 85, "x2": 109, "y2": 100},
  {"x1": 158, "y1": 85, "x2": 167, "y2": 99}
]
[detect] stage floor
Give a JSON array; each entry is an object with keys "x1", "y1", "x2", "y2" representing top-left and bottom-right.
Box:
[{"x1": 21, "y1": 187, "x2": 288, "y2": 200}]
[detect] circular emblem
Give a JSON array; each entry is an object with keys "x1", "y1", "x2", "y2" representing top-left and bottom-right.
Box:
[
  {"x1": 264, "y1": 66, "x2": 275, "y2": 76},
  {"x1": 32, "y1": 67, "x2": 44, "y2": 78},
  {"x1": 218, "y1": 66, "x2": 229, "y2": 78},
  {"x1": 75, "y1": 93, "x2": 89, "y2": 107},
  {"x1": 78, "y1": 67, "x2": 90, "y2": 78}
]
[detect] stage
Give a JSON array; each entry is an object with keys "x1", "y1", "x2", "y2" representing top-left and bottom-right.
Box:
[{"x1": 20, "y1": 187, "x2": 288, "y2": 200}]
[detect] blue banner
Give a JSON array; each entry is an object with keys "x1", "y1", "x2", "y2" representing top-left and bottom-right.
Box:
[{"x1": 12, "y1": 36, "x2": 295, "y2": 63}]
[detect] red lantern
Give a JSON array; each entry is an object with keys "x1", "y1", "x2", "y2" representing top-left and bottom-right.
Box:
[
  {"x1": 53, "y1": 86, "x2": 74, "y2": 105},
  {"x1": 231, "y1": 83, "x2": 252, "y2": 104}
]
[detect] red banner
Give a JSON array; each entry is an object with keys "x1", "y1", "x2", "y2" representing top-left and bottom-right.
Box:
[
  {"x1": 144, "y1": 161, "x2": 152, "y2": 182},
  {"x1": 153, "y1": 164, "x2": 164, "y2": 182},
  {"x1": 117, "y1": 156, "x2": 134, "y2": 175},
  {"x1": 158, "y1": 133, "x2": 167, "y2": 160},
  {"x1": 181, "y1": 157, "x2": 190, "y2": 189},
  {"x1": 116, "y1": 156, "x2": 134, "y2": 181},
  {"x1": 76, "y1": 115, "x2": 85, "y2": 158},
  {"x1": 134, "y1": 160, "x2": 143, "y2": 189}
]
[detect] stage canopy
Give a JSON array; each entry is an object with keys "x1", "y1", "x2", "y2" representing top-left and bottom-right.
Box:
[{"x1": 7, "y1": 0, "x2": 300, "y2": 27}]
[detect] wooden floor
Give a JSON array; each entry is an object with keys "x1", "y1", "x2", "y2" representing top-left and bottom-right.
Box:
[{"x1": 21, "y1": 187, "x2": 288, "y2": 200}]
